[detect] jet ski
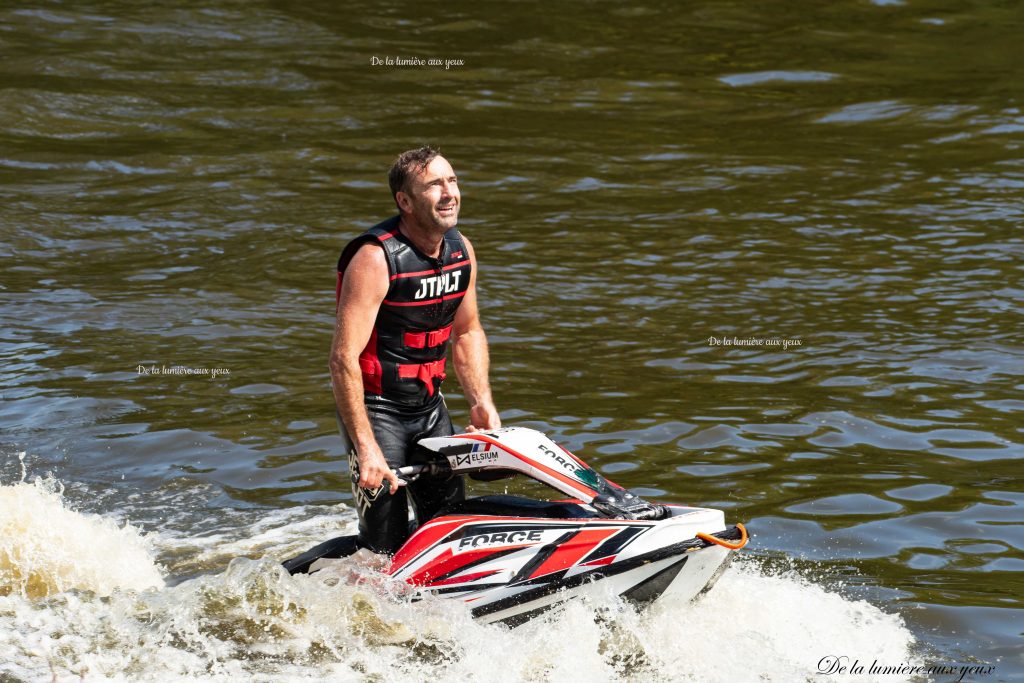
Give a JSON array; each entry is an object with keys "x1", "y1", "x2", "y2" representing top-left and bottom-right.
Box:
[{"x1": 283, "y1": 426, "x2": 748, "y2": 627}]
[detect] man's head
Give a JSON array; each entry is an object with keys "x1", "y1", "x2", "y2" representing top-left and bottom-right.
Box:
[{"x1": 388, "y1": 146, "x2": 460, "y2": 233}]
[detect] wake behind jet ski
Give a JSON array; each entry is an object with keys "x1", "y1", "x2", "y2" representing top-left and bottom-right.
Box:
[{"x1": 283, "y1": 427, "x2": 748, "y2": 626}]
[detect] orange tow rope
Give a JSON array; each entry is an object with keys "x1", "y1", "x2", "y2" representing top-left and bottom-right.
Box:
[{"x1": 696, "y1": 522, "x2": 748, "y2": 550}]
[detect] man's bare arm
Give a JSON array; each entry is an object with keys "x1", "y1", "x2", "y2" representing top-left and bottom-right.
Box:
[
  {"x1": 452, "y1": 236, "x2": 501, "y2": 431},
  {"x1": 328, "y1": 243, "x2": 399, "y2": 493}
]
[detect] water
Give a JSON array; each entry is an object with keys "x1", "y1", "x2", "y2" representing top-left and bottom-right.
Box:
[
  {"x1": 1, "y1": 0, "x2": 1021, "y2": 680},
  {"x1": 0, "y1": 476, "x2": 916, "y2": 682}
]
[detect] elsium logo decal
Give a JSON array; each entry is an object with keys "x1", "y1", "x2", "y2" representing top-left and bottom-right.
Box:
[
  {"x1": 449, "y1": 442, "x2": 500, "y2": 467},
  {"x1": 470, "y1": 442, "x2": 499, "y2": 463}
]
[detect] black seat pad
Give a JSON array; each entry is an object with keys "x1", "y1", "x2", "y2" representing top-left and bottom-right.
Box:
[{"x1": 436, "y1": 494, "x2": 596, "y2": 520}]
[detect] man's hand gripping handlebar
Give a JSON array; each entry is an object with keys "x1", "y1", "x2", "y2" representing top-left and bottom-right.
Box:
[{"x1": 350, "y1": 458, "x2": 452, "y2": 495}]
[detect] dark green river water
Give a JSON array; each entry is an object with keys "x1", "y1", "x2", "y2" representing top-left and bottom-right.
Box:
[{"x1": 1, "y1": 1, "x2": 1021, "y2": 681}]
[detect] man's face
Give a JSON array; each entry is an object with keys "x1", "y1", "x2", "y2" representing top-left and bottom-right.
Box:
[{"x1": 398, "y1": 156, "x2": 460, "y2": 232}]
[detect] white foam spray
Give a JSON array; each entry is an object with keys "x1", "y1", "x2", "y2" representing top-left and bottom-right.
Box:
[
  {"x1": 0, "y1": 472, "x2": 919, "y2": 682},
  {"x1": 0, "y1": 474, "x2": 163, "y2": 599}
]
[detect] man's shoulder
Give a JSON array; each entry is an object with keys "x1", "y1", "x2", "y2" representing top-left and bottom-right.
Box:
[
  {"x1": 343, "y1": 240, "x2": 389, "y2": 280},
  {"x1": 338, "y1": 217, "x2": 400, "y2": 273}
]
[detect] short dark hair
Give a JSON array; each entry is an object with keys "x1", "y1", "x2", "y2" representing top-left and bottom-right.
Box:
[{"x1": 388, "y1": 146, "x2": 440, "y2": 207}]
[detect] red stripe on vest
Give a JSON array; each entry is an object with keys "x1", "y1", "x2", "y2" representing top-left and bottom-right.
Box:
[
  {"x1": 388, "y1": 259, "x2": 471, "y2": 281},
  {"x1": 383, "y1": 291, "x2": 467, "y2": 307}
]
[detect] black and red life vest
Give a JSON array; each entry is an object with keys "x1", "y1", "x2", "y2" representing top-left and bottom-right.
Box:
[{"x1": 336, "y1": 216, "x2": 472, "y2": 408}]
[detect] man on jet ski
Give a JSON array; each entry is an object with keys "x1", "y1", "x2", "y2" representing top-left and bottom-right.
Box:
[{"x1": 330, "y1": 146, "x2": 501, "y2": 555}]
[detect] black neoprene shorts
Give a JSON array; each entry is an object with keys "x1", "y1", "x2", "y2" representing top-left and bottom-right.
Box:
[{"x1": 337, "y1": 397, "x2": 465, "y2": 555}]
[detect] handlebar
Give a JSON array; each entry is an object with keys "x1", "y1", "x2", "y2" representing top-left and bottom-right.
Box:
[
  {"x1": 350, "y1": 460, "x2": 452, "y2": 487},
  {"x1": 394, "y1": 464, "x2": 428, "y2": 480}
]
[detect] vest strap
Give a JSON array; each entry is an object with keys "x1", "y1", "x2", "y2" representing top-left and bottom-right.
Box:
[
  {"x1": 403, "y1": 325, "x2": 453, "y2": 349},
  {"x1": 396, "y1": 358, "x2": 447, "y2": 396}
]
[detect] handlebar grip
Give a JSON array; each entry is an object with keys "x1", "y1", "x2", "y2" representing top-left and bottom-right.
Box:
[
  {"x1": 348, "y1": 460, "x2": 449, "y2": 489},
  {"x1": 350, "y1": 462, "x2": 430, "y2": 485}
]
